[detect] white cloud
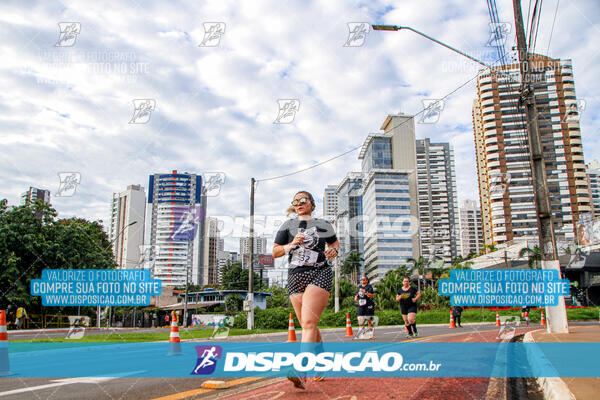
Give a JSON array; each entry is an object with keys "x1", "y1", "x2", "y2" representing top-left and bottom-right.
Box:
[{"x1": 1, "y1": 0, "x2": 598, "y2": 252}]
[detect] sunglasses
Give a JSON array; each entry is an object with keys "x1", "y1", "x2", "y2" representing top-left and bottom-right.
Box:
[{"x1": 291, "y1": 197, "x2": 310, "y2": 206}]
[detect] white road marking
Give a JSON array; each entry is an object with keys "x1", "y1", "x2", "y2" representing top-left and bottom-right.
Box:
[{"x1": 0, "y1": 371, "x2": 145, "y2": 397}]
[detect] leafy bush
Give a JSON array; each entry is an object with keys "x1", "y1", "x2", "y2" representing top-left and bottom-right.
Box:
[{"x1": 225, "y1": 294, "x2": 244, "y2": 313}]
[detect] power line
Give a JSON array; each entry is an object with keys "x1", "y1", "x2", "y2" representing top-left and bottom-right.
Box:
[
  {"x1": 546, "y1": 0, "x2": 560, "y2": 56},
  {"x1": 257, "y1": 66, "x2": 489, "y2": 183}
]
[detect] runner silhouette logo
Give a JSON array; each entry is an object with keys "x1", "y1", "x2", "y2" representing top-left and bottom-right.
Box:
[{"x1": 191, "y1": 345, "x2": 222, "y2": 375}]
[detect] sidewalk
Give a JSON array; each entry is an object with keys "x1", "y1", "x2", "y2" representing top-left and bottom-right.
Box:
[{"x1": 524, "y1": 324, "x2": 600, "y2": 400}]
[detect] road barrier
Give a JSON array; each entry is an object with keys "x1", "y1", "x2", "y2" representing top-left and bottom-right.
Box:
[
  {"x1": 0, "y1": 310, "x2": 10, "y2": 376},
  {"x1": 449, "y1": 310, "x2": 456, "y2": 329},
  {"x1": 286, "y1": 313, "x2": 297, "y2": 342},
  {"x1": 168, "y1": 319, "x2": 182, "y2": 355},
  {"x1": 344, "y1": 313, "x2": 354, "y2": 337}
]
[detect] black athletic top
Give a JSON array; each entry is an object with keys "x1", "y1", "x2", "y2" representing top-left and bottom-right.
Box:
[
  {"x1": 274, "y1": 218, "x2": 337, "y2": 274},
  {"x1": 357, "y1": 284, "x2": 374, "y2": 308},
  {"x1": 397, "y1": 286, "x2": 418, "y2": 307}
]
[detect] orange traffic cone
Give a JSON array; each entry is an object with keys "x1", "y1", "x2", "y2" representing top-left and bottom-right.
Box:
[
  {"x1": 168, "y1": 318, "x2": 182, "y2": 355},
  {"x1": 540, "y1": 310, "x2": 546, "y2": 326},
  {"x1": 449, "y1": 310, "x2": 456, "y2": 329},
  {"x1": 1, "y1": 310, "x2": 10, "y2": 376},
  {"x1": 344, "y1": 313, "x2": 354, "y2": 337},
  {"x1": 495, "y1": 311, "x2": 501, "y2": 327},
  {"x1": 286, "y1": 313, "x2": 297, "y2": 342}
]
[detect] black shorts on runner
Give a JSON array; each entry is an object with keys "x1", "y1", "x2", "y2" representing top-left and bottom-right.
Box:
[
  {"x1": 357, "y1": 305, "x2": 374, "y2": 317},
  {"x1": 400, "y1": 304, "x2": 418, "y2": 315},
  {"x1": 287, "y1": 266, "x2": 333, "y2": 296}
]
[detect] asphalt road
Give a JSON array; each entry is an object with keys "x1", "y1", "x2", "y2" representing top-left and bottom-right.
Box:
[{"x1": 1, "y1": 321, "x2": 595, "y2": 400}]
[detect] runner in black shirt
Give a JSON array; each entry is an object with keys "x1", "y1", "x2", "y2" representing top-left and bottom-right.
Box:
[
  {"x1": 396, "y1": 278, "x2": 421, "y2": 338},
  {"x1": 521, "y1": 306, "x2": 531, "y2": 326},
  {"x1": 273, "y1": 191, "x2": 339, "y2": 388},
  {"x1": 355, "y1": 276, "x2": 375, "y2": 339}
]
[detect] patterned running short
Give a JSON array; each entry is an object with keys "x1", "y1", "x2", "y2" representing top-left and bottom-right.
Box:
[{"x1": 287, "y1": 267, "x2": 333, "y2": 296}]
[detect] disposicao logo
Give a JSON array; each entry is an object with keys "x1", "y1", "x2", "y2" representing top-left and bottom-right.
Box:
[{"x1": 191, "y1": 345, "x2": 222, "y2": 375}]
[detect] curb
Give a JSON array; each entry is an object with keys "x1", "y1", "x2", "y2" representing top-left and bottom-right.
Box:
[{"x1": 523, "y1": 331, "x2": 576, "y2": 400}]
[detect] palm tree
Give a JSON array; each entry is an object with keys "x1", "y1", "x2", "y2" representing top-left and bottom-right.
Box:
[
  {"x1": 374, "y1": 265, "x2": 409, "y2": 311},
  {"x1": 341, "y1": 252, "x2": 364, "y2": 284},
  {"x1": 480, "y1": 243, "x2": 498, "y2": 255},
  {"x1": 407, "y1": 256, "x2": 427, "y2": 291},
  {"x1": 519, "y1": 245, "x2": 542, "y2": 269}
]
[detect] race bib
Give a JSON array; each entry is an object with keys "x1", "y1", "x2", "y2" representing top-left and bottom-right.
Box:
[
  {"x1": 358, "y1": 299, "x2": 367, "y2": 306},
  {"x1": 290, "y1": 247, "x2": 319, "y2": 267}
]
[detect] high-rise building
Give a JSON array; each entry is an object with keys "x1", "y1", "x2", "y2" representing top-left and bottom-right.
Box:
[
  {"x1": 473, "y1": 55, "x2": 590, "y2": 246},
  {"x1": 458, "y1": 200, "x2": 484, "y2": 257},
  {"x1": 144, "y1": 171, "x2": 206, "y2": 287},
  {"x1": 334, "y1": 172, "x2": 364, "y2": 270},
  {"x1": 586, "y1": 160, "x2": 600, "y2": 217},
  {"x1": 359, "y1": 114, "x2": 421, "y2": 283},
  {"x1": 416, "y1": 139, "x2": 459, "y2": 263},
  {"x1": 109, "y1": 185, "x2": 146, "y2": 268},
  {"x1": 202, "y1": 217, "x2": 219, "y2": 285},
  {"x1": 21, "y1": 187, "x2": 50, "y2": 206},
  {"x1": 323, "y1": 185, "x2": 338, "y2": 223},
  {"x1": 239, "y1": 237, "x2": 267, "y2": 260}
]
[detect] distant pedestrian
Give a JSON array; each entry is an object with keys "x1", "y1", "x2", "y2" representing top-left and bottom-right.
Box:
[
  {"x1": 396, "y1": 278, "x2": 421, "y2": 338},
  {"x1": 15, "y1": 306, "x2": 27, "y2": 329},
  {"x1": 164, "y1": 314, "x2": 170, "y2": 327},
  {"x1": 355, "y1": 276, "x2": 375, "y2": 339},
  {"x1": 521, "y1": 306, "x2": 531, "y2": 326},
  {"x1": 452, "y1": 306, "x2": 464, "y2": 327},
  {"x1": 6, "y1": 305, "x2": 15, "y2": 330}
]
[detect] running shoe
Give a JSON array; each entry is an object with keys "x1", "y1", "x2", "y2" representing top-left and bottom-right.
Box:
[
  {"x1": 313, "y1": 374, "x2": 325, "y2": 382},
  {"x1": 287, "y1": 370, "x2": 306, "y2": 389},
  {"x1": 412, "y1": 332, "x2": 418, "y2": 338},
  {"x1": 405, "y1": 333, "x2": 413, "y2": 338}
]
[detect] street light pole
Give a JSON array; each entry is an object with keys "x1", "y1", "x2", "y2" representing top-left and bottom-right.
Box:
[
  {"x1": 373, "y1": 15, "x2": 569, "y2": 333},
  {"x1": 247, "y1": 178, "x2": 255, "y2": 330},
  {"x1": 100, "y1": 220, "x2": 138, "y2": 328}
]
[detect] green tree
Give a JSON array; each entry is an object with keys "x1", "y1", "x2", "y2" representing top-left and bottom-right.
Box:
[
  {"x1": 220, "y1": 263, "x2": 261, "y2": 290},
  {"x1": 264, "y1": 285, "x2": 289, "y2": 308},
  {"x1": 225, "y1": 294, "x2": 244, "y2": 313},
  {"x1": 407, "y1": 256, "x2": 428, "y2": 291},
  {"x1": 341, "y1": 252, "x2": 363, "y2": 284},
  {"x1": 327, "y1": 278, "x2": 356, "y2": 310},
  {"x1": 519, "y1": 245, "x2": 542, "y2": 269},
  {"x1": 374, "y1": 265, "x2": 410, "y2": 311},
  {"x1": 480, "y1": 243, "x2": 497, "y2": 255},
  {"x1": 0, "y1": 200, "x2": 116, "y2": 313}
]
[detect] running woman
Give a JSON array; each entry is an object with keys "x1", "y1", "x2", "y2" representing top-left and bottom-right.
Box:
[
  {"x1": 396, "y1": 278, "x2": 421, "y2": 338},
  {"x1": 355, "y1": 276, "x2": 375, "y2": 339},
  {"x1": 521, "y1": 306, "x2": 531, "y2": 326},
  {"x1": 273, "y1": 191, "x2": 339, "y2": 388}
]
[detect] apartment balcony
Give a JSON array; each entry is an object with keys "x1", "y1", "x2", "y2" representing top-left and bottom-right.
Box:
[
  {"x1": 483, "y1": 113, "x2": 496, "y2": 122},
  {"x1": 482, "y1": 98, "x2": 495, "y2": 107},
  {"x1": 480, "y1": 82, "x2": 493, "y2": 92},
  {"x1": 485, "y1": 136, "x2": 498, "y2": 145},
  {"x1": 484, "y1": 121, "x2": 497, "y2": 129},
  {"x1": 572, "y1": 154, "x2": 585, "y2": 162}
]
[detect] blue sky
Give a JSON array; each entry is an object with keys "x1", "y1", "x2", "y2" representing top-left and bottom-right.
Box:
[{"x1": 1, "y1": 0, "x2": 598, "y2": 253}]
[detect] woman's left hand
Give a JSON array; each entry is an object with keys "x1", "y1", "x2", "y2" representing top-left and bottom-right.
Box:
[{"x1": 325, "y1": 248, "x2": 338, "y2": 259}]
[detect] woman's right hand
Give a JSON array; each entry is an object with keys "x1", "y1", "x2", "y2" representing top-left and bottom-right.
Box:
[{"x1": 290, "y1": 233, "x2": 306, "y2": 246}]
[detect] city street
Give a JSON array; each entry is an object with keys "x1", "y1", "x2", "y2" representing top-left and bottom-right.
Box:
[{"x1": 2, "y1": 322, "x2": 596, "y2": 400}]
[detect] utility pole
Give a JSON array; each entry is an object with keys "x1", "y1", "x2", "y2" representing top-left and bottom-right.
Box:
[
  {"x1": 247, "y1": 178, "x2": 255, "y2": 330},
  {"x1": 334, "y1": 257, "x2": 340, "y2": 312},
  {"x1": 513, "y1": 0, "x2": 568, "y2": 333}
]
